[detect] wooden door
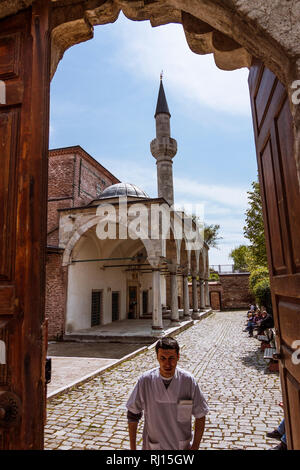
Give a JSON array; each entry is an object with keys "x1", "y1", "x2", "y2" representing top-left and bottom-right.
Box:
[
  {"x1": 0, "y1": 1, "x2": 51, "y2": 449},
  {"x1": 249, "y1": 61, "x2": 300, "y2": 449},
  {"x1": 112, "y1": 292, "x2": 120, "y2": 321},
  {"x1": 210, "y1": 291, "x2": 221, "y2": 311}
]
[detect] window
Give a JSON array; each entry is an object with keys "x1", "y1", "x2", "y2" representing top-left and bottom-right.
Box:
[
  {"x1": 91, "y1": 290, "x2": 102, "y2": 327},
  {"x1": 96, "y1": 183, "x2": 102, "y2": 196}
]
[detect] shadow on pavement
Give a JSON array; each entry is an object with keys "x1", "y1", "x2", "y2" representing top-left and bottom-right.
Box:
[
  {"x1": 48, "y1": 341, "x2": 147, "y2": 359},
  {"x1": 240, "y1": 347, "x2": 278, "y2": 374}
]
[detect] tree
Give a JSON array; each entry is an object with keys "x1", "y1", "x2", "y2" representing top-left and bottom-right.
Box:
[
  {"x1": 204, "y1": 223, "x2": 222, "y2": 249},
  {"x1": 229, "y1": 245, "x2": 250, "y2": 272},
  {"x1": 249, "y1": 267, "x2": 269, "y2": 294},
  {"x1": 191, "y1": 216, "x2": 222, "y2": 249},
  {"x1": 243, "y1": 181, "x2": 268, "y2": 267},
  {"x1": 253, "y1": 278, "x2": 273, "y2": 314}
]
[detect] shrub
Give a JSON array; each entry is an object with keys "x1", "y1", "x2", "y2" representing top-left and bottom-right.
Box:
[
  {"x1": 249, "y1": 267, "x2": 269, "y2": 294},
  {"x1": 253, "y1": 278, "x2": 273, "y2": 314},
  {"x1": 209, "y1": 272, "x2": 219, "y2": 281}
]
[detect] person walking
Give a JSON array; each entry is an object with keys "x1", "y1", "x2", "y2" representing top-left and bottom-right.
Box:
[{"x1": 126, "y1": 336, "x2": 209, "y2": 450}]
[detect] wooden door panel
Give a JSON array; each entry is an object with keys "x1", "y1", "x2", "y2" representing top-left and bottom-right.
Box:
[
  {"x1": 260, "y1": 138, "x2": 287, "y2": 274},
  {"x1": 0, "y1": 2, "x2": 50, "y2": 450},
  {"x1": 0, "y1": 33, "x2": 21, "y2": 79},
  {"x1": 253, "y1": 67, "x2": 277, "y2": 131},
  {"x1": 284, "y1": 372, "x2": 300, "y2": 449},
  {"x1": 249, "y1": 60, "x2": 300, "y2": 449},
  {"x1": 276, "y1": 101, "x2": 300, "y2": 271},
  {"x1": 278, "y1": 299, "x2": 300, "y2": 348},
  {"x1": 0, "y1": 109, "x2": 19, "y2": 280}
]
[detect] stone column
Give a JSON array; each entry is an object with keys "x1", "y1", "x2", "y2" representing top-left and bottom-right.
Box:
[
  {"x1": 192, "y1": 275, "x2": 199, "y2": 319},
  {"x1": 152, "y1": 269, "x2": 164, "y2": 333},
  {"x1": 179, "y1": 275, "x2": 184, "y2": 320},
  {"x1": 183, "y1": 274, "x2": 190, "y2": 318},
  {"x1": 200, "y1": 279, "x2": 205, "y2": 310},
  {"x1": 205, "y1": 280, "x2": 210, "y2": 307},
  {"x1": 170, "y1": 271, "x2": 180, "y2": 325}
]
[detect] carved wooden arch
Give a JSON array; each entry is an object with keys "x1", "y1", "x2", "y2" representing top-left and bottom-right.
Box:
[
  {"x1": 47, "y1": 0, "x2": 291, "y2": 81},
  {"x1": 45, "y1": 0, "x2": 300, "y2": 182}
]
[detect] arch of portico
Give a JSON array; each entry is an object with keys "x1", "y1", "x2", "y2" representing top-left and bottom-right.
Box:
[
  {"x1": 65, "y1": 224, "x2": 158, "y2": 332},
  {"x1": 64, "y1": 216, "x2": 166, "y2": 322}
]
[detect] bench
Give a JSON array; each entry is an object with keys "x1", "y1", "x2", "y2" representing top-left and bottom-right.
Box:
[
  {"x1": 263, "y1": 347, "x2": 279, "y2": 372},
  {"x1": 258, "y1": 335, "x2": 268, "y2": 342},
  {"x1": 264, "y1": 348, "x2": 276, "y2": 360}
]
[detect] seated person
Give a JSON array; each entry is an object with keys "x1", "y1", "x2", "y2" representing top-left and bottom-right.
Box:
[
  {"x1": 244, "y1": 313, "x2": 255, "y2": 337},
  {"x1": 257, "y1": 310, "x2": 274, "y2": 335},
  {"x1": 267, "y1": 418, "x2": 287, "y2": 450}
]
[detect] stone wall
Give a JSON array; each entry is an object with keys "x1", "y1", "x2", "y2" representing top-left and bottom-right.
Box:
[{"x1": 209, "y1": 273, "x2": 254, "y2": 310}]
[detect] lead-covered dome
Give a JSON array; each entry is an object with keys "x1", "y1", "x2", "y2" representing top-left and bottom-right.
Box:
[{"x1": 97, "y1": 183, "x2": 149, "y2": 200}]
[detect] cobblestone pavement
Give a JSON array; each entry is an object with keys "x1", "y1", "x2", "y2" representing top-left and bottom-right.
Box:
[{"x1": 45, "y1": 311, "x2": 283, "y2": 450}]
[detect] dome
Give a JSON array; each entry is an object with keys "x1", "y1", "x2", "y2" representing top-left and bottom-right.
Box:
[{"x1": 97, "y1": 183, "x2": 149, "y2": 200}]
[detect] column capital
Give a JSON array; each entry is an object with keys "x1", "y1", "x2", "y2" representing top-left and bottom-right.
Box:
[
  {"x1": 148, "y1": 256, "x2": 163, "y2": 269},
  {"x1": 168, "y1": 262, "x2": 178, "y2": 275}
]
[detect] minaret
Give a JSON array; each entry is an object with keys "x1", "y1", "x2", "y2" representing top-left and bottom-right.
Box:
[{"x1": 150, "y1": 74, "x2": 177, "y2": 206}]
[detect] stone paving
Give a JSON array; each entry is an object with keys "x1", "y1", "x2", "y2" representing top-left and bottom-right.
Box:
[{"x1": 45, "y1": 311, "x2": 283, "y2": 450}]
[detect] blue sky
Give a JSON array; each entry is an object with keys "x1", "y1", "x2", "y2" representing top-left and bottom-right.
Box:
[{"x1": 50, "y1": 13, "x2": 258, "y2": 265}]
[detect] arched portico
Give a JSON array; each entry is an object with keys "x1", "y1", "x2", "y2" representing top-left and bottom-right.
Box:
[{"x1": 62, "y1": 216, "x2": 166, "y2": 332}]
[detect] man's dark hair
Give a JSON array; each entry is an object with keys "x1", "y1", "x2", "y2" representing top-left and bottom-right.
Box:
[{"x1": 155, "y1": 337, "x2": 180, "y2": 355}]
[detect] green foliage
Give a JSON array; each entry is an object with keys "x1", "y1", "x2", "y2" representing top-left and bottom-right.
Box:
[
  {"x1": 209, "y1": 272, "x2": 219, "y2": 281},
  {"x1": 204, "y1": 223, "x2": 223, "y2": 249},
  {"x1": 253, "y1": 278, "x2": 272, "y2": 313},
  {"x1": 249, "y1": 267, "x2": 269, "y2": 294},
  {"x1": 191, "y1": 217, "x2": 222, "y2": 249},
  {"x1": 229, "y1": 245, "x2": 250, "y2": 272},
  {"x1": 243, "y1": 181, "x2": 268, "y2": 267},
  {"x1": 244, "y1": 181, "x2": 273, "y2": 312}
]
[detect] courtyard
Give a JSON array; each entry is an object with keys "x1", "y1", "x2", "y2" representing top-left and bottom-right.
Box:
[{"x1": 45, "y1": 310, "x2": 283, "y2": 450}]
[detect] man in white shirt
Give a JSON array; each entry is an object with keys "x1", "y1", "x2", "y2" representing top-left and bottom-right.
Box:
[{"x1": 126, "y1": 336, "x2": 209, "y2": 450}]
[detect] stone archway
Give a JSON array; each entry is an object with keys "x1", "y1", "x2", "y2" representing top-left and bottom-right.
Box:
[
  {"x1": 47, "y1": 0, "x2": 300, "y2": 181},
  {"x1": 0, "y1": 0, "x2": 300, "y2": 450}
]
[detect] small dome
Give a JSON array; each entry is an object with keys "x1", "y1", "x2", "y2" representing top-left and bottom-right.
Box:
[{"x1": 97, "y1": 183, "x2": 149, "y2": 200}]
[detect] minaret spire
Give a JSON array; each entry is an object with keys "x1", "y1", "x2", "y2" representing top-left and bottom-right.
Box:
[
  {"x1": 155, "y1": 74, "x2": 171, "y2": 118},
  {"x1": 150, "y1": 76, "x2": 177, "y2": 206}
]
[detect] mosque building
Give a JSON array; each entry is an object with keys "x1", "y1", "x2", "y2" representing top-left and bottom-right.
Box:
[{"x1": 46, "y1": 79, "x2": 210, "y2": 341}]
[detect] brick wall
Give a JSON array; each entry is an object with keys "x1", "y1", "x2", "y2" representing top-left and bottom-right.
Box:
[
  {"x1": 45, "y1": 251, "x2": 67, "y2": 340},
  {"x1": 47, "y1": 146, "x2": 120, "y2": 246},
  {"x1": 209, "y1": 273, "x2": 254, "y2": 310},
  {"x1": 46, "y1": 146, "x2": 120, "y2": 338}
]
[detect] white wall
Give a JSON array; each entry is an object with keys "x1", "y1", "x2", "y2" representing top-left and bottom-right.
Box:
[{"x1": 65, "y1": 234, "x2": 167, "y2": 331}]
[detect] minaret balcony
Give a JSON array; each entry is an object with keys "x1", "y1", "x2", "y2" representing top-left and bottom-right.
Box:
[{"x1": 150, "y1": 137, "x2": 177, "y2": 159}]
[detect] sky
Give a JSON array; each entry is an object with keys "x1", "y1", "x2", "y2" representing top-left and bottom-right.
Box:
[{"x1": 49, "y1": 12, "x2": 258, "y2": 266}]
